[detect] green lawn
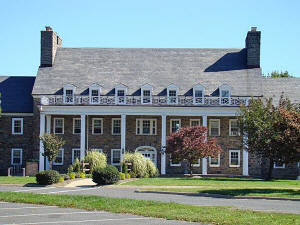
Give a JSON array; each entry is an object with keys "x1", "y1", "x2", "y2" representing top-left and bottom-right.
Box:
[
  {"x1": 0, "y1": 192, "x2": 299, "y2": 225},
  {"x1": 0, "y1": 176, "x2": 36, "y2": 184}
]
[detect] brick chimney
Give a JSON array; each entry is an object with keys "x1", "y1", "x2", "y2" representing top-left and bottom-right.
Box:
[
  {"x1": 40, "y1": 26, "x2": 62, "y2": 67},
  {"x1": 245, "y1": 27, "x2": 261, "y2": 68}
]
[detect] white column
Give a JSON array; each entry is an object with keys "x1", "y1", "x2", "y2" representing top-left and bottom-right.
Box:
[
  {"x1": 80, "y1": 114, "x2": 86, "y2": 160},
  {"x1": 45, "y1": 115, "x2": 51, "y2": 170},
  {"x1": 202, "y1": 115, "x2": 208, "y2": 175},
  {"x1": 243, "y1": 134, "x2": 249, "y2": 176},
  {"x1": 161, "y1": 114, "x2": 167, "y2": 175},
  {"x1": 121, "y1": 114, "x2": 126, "y2": 162},
  {"x1": 39, "y1": 113, "x2": 46, "y2": 171}
]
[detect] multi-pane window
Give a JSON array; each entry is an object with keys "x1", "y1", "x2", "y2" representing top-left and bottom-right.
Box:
[
  {"x1": 111, "y1": 149, "x2": 121, "y2": 165},
  {"x1": 220, "y1": 89, "x2": 230, "y2": 105},
  {"x1": 73, "y1": 118, "x2": 81, "y2": 134},
  {"x1": 170, "y1": 119, "x2": 181, "y2": 133},
  {"x1": 209, "y1": 154, "x2": 220, "y2": 167},
  {"x1": 92, "y1": 118, "x2": 103, "y2": 134},
  {"x1": 116, "y1": 89, "x2": 125, "y2": 104},
  {"x1": 170, "y1": 156, "x2": 181, "y2": 166},
  {"x1": 195, "y1": 90, "x2": 203, "y2": 98},
  {"x1": 91, "y1": 89, "x2": 100, "y2": 103},
  {"x1": 136, "y1": 119, "x2": 157, "y2": 135},
  {"x1": 11, "y1": 149, "x2": 22, "y2": 165},
  {"x1": 72, "y1": 149, "x2": 81, "y2": 163},
  {"x1": 274, "y1": 161, "x2": 285, "y2": 168},
  {"x1": 190, "y1": 119, "x2": 201, "y2": 127},
  {"x1": 229, "y1": 119, "x2": 240, "y2": 136},
  {"x1": 65, "y1": 89, "x2": 74, "y2": 103},
  {"x1": 209, "y1": 119, "x2": 220, "y2": 136},
  {"x1": 12, "y1": 118, "x2": 23, "y2": 135},
  {"x1": 168, "y1": 90, "x2": 177, "y2": 104},
  {"x1": 229, "y1": 150, "x2": 240, "y2": 167},
  {"x1": 54, "y1": 118, "x2": 64, "y2": 134},
  {"x1": 142, "y1": 90, "x2": 151, "y2": 104},
  {"x1": 53, "y1": 149, "x2": 64, "y2": 165},
  {"x1": 112, "y1": 119, "x2": 121, "y2": 135}
]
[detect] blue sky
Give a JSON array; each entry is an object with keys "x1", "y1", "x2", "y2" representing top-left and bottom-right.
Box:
[{"x1": 0, "y1": 0, "x2": 299, "y2": 77}]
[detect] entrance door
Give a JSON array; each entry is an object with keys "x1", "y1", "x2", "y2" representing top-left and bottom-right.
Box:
[{"x1": 136, "y1": 146, "x2": 157, "y2": 166}]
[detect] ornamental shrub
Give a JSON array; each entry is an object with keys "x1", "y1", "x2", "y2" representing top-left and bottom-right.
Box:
[
  {"x1": 129, "y1": 171, "x2": 136, "y2": 178},
  {"x1": 146, "y1": 159, "x2": 159, "y2": 178},
  {"x1": 36, "y1": 170, "x2": 60, "y2": 185},
  {"x1": 60, "y1": 174, "x2": 70, "y2": 180},
  {"x1": 92, "y1": 165, "x2": 120, "y2": 185},
  {"x1": 84, "y1": 151, "x2": 107, "y2": 173},
  {"x1": 119, "y1": 172, "x2": 125, "y2": 180},
  {"x1": 122, "y1": 153, "x2": 147, "y2": 178},
  {"x1": 121, "y1": 162, "x2": 128, "y2": 174},
  {"x1": 79, "y1": 172, "x2": 85, "y2": 178},
  {"x1": 72, "y1": 158, "x2": 81, "y2": 173},
  {"x1": 68, "y1": 172, "x2": 76, "y2": 179},
  {"x1": 125, "y1": 173, "x2": 131, "y2": 179},
  {"x1": 59, "y1": 177, "x2": 64, "y2": 182},
  {"x1": 67, "y1": 165, "x2": 73, "y2": 174}
]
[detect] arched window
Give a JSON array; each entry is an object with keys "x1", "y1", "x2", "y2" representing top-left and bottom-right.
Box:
[{"x1": 135, "y1": 146, "x2": 157, "y2": 165}]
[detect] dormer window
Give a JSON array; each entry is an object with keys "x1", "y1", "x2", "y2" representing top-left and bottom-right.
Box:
[
  {"x1": 167, "y1": 84, "x2": 178, "y2": 104},
  {"x1": 141, "y1": 84, "x2": 153, "y2": 104},
  {"x1": 219, "y1": 84, "x2": 232, "y2": 105},
  {"x1": 63, "y1": 84, "x2": 76, "y2": 104},
  {"x1": 193, "y1": 84, "x2": 204, "y2": 105},
  {"x1": 89, "y1": 84, "x2": 101, "y2": 104},
  {"x1": 115, "y1": 84, "x2": 127, "y2": 104}
]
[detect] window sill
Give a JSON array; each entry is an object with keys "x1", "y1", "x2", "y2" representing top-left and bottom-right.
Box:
[
  {"x1": 12, "y1": 133, "x2": 23, "y2": 135},
  {"x1": 229, "y1": 165, "x2": 240, "y2": 168},
  {"x1": 54, "y1": 133, "x2": 64, "y2": 135},
  {"x1": 209, "y1": 165, "x2": 220, "y2": 167},
  {"x1": 136, "y1": 134, "x2": 157, "y2": 136},
  {"x1": 53, "y1": 163, "x2": 63, "y2": 166},
  {"x1": 112, "y1": 133, "x2": 121, "y2": 136},
  {"x1": 92, "y1": 133, "x2": 103, "y2": 135},
  {"x1": 170, "y1": 164, "x2": 181, "y2": 167}
]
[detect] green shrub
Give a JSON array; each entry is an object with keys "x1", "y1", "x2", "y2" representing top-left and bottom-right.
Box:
[
  {"x1": 119, "y1": 172, "x2": 125, "y2": 180},
  {"x1": 85, "y1": 174, "x2": 92, "y2": 178},
  {"x1": 68, "y1": 172, "x2": 76, "y2": 179},
  {"x1": 121, "y1": 162, "x2": 128, "y2": 174},
  {"x1": 84, "y1": 151, "x2": 107, "y2": 173},
  {"x1": 60, "y1": 174, "x2": 70, "y2": 180},
  {"x1": 92, "y1": 165, "x2": 120, "y2": 185},
  {"x1": 122, "y1": 153, "x2": 147, "y2": 178},
  {"x1": 129, "y1": 171, "x2": 136, "y2": 178},
  {"x1": 146, "y1": 159, "x2": 159, "y2": 178},
  {"x1": 36, "y1": 170, "x2": 60, "y2": 185},
  {"x1": 72, "y1": 158, "x2": 81, "y2": 173},
  {"x1": 79, "y1": 172, "x2": 85, "y2": 178},
  {"x1": 67, "y1": 165, "x2": 73, "y2": 174},
  {"x1": 125, "y1": 173, "x2": 130, "y2": 179},
  {"x1": 59, "y1": 177, "x2": 64, "y2": 182}
]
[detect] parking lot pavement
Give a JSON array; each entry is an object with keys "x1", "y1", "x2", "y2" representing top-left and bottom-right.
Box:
[
  {"x1": 0, "y1": 202, "x2": 200, "y2": 225},
  {"x1": 0, "y1": 185, "x2": 300, "y2": 214}
]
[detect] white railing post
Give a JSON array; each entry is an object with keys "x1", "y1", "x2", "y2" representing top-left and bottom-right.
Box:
[
  {"x1": 80, "y1": 114, "x2": 86, "y2": 160},
  {"x1": 161, "y1": 114, "x2": 167, "y2": 175},
  {"x1": 39, "y1": 113, "x2": 46, "y2": 172},
  {"x1": 202, "y1": 115, "x2": 208, "y2": 175}
]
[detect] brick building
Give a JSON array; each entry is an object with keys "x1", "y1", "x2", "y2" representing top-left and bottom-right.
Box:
[{"x1": 0, "y1": 27, "x2": 299, "y2": 178}]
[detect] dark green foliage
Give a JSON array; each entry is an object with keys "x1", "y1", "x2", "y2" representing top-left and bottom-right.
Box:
[
  {"x1": 265, "y1": 70, "x2": 293, "y2": 78},
  {"x1": 40, "y1": 134, "x2": 65, "y2": 163},
  {"x1": 92, "y1": 165, "x2": 120, "y2": 185},
  {"x1": 36, "y1": 170, "x2": 60, "y2": 185},
  {"x1": 129, "y1": 171, "x2": 137, "y2": 178}
]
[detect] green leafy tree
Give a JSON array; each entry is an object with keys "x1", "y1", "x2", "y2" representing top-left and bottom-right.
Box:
[
  {"x1": 40, "y1": 133, "x2": 65, "y2": 169},
  {"x1": 240, "y1": 96, "x2": 300, "y2": 180},
  {"x1": 265, "y1": 70, "x2": 293, "y2": 77}
]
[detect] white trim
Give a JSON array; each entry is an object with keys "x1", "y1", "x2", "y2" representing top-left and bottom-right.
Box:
[
  {"x1": 170, "y1": 119, "x2": 181, "y2": 133},
  {"x1": 229, "y1": 119, "x2": 240, "y2": 136},
  {"x1": 209, "y1": 119, "x2": 220, "y2": 136},
  {"x1": 209, "y1": 154, "x2": 220, "y2": 167},
  {"x1": 167, "y1": 84, "x2": 179, "y2": 104},
  {"x1": 11, "y1": 148, "x2": 22, "y2": 165},
  {"x1": 136, "y1": 118, "x2": 157, "y2": 135},
  {"x1": 193, "y1": 84, "x2": 205, "y2": 105},
  {"x1": 229, "y1": 150, "x2": 240, "y2": 167},
  {"x1": 92, "y1": 118, "x2": 103, "y2": 135},
  {"x1": 141, "y1": 84, "x2": 153, "y2": 105},
  {"x1": 72, "y1": 148, "x2": 81, "y2": 163},
  {"x1": 190, "y1": 119, "x2": 201, "y2": 127},
  {"x1": 12, "y1": 118, "x2": 23, "y2": 135},
  {"x1": 111, "y1": 149, "x2": 121, "y2": 165},
  {"x1": 170, "y1": 159, "x2": 181, "y2": 167},
  {"x1": 53, "y1": 148, "x2": 64, "y2": 166},
  {"x1": 53, "y1": 118, "x2": 64, "y2": 134},
  {"x1": 63, "y1": 84, "x2": 76, "y2": 104},
  {"x1": 2, "y1": 113, "x2": 33, "y2": 116},
  {"x1": 89, "y1": 84, "x2": 102, "y2": 104},
  {"x1": 161, "y1": 114, "x2": 166, "y2": 175},
  {"x1": 73, "y1": 118, "x2": 81, "y2": 134},
  {"x1": 115, "y1": 85, "x2": 127, "y2": 105},
  {"x1": 219, "y1": 84, "x2": 232, "y2": 105},
  {"x1": 192, "y1": 159, "x2": 201, "y2": 167},
  {"x1": 274, "y1": 162, "x2": 285, "y2": 169},
  {"x1": 90, "y1": 148, "x2": 103, "y2": 153},
  {"x1": 111, "y1": 118, "x2": 121, "y2": 135},
  {"x1": 135, "y1": 146, "x2": 157, "y2": 166}
]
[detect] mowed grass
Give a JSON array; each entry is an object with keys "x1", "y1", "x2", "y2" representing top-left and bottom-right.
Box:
[
  {"x1": 0, "y1": 176, "x2": 36, "y2": 184},
  {"x1": 0, "y1": 192, "x2": 299, "y2": 225}
]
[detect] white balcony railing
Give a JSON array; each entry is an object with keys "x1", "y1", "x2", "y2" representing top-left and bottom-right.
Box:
[{"x1": 40, "y1": 95, "x2": 250, "y2": 107}]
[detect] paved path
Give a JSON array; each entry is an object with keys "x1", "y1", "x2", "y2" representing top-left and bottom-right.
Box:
[
  {"x1": 0, "y1": 202, "x2": 199, "y2": 225},
  {"x1": 0, "y1": 185, "x2": 299, "y2": 214}
]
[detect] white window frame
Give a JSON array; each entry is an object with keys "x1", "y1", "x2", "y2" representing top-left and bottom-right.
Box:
[
  {"x1": 170, "y1": 119, "x2": 181, "y2": 133},
  {"x1": 111, "y1": 149, "x2": 121, "y2": 165},
  {"x1": 53, "y1": 148, "x2": 64, "y2": 166},
  {"x1": 274, "y1": 162, "x2": 285, "y2": 169},
  {"x1": 111, "y1": 118, "x2": 121, "y2": 135},
  {"x1": 190, "y1": 119, "x2": 201, "y2": 127},
  {"x1": 115, "y1": 84, "x2": 127, "y2": 105},
  {"x1": 167, "y1": 84, "x2": 178, "y2": 104},
  {"x1": 170, "y1": 159, "x2": 181, "y2": 167},
  {"x1": 53, "y1": 118, "x2": 64, "y2": 134},
  {"x1": 89, "y1": 84, "x2": 101, "y2": 104},
  {"x1": 219, "y1": 84, "x2": 232, "y2": 105},
  {"x1": 209, "y1": 154, "x2": 221, "y2": 167},
  {"x1": 12, "y1": 118, "x2": 23, "y2": 135},
  {"x1": 229, "y1": 150, "x2": 240, "y2": 167},
  {"x1": 192, "y1": 159, "x2": 201, "y2": 167},
  {"x1": 141, "y1": 84, "x2": 153, "y2": 104},
  {"x1": 193, "y1": 84, "x2": 205, "y2": 105},
  {"x1": 136, "y1": 119, "x2": 157, "y2": 135},
  {"x1": 73, "y1": 118, "x2": 81, "y2": 134},
  {"x1": 11, "y1": 148, "x2": 22, "y2": 165},
  {"x1": 92, "y1": 118, "x2": 103, "y2": 135},
  {"x1": 229, "y1": 119, "x2": 240, "y2": 136},
  {"x1": 72, "y1": 148, "x2": 81, "y2": 163},
  {"x1": 63, "y1": 84, "x2": 76, "y2": 104},
  {"x1": 209, "y1": 119, "x2": 220, "y2": 136}
]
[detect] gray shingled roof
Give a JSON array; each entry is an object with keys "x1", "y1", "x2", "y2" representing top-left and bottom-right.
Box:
[
  {"x1": 33, "y1": 48, "x2": 263, "y2": 96},
  {"x1": 263, "y1": 77, "x2": 300, "y2": 104},
  {"x1": 0, "y1": 76, "x2": 35, "y2": 113}
]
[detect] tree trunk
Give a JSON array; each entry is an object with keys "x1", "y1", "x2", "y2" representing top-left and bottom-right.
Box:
[{"x1": 265, "y1": 158, "x2": 273, "y2": 180}]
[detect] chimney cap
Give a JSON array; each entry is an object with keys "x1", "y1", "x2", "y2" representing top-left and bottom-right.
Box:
[
  {"x1": 45, "y1": 26, "x2": 53, "y2": 31},
  {"x1": 251, "y1": 27, "x2": 257, "y2": 32}
]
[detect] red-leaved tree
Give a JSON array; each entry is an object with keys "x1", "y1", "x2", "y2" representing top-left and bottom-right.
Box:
[{"x1": 166, "y1": 126, "x2": 222, "y2": 175}]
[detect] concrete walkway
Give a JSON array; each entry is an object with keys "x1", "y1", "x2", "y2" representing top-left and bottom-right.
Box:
[{"x1": 64, "y1": 178, "x2": 96, "y2": 187}]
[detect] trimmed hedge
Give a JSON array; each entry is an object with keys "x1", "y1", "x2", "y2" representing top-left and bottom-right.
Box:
[
  {"x1": 92, "y1": 165, "x2": 120, "y2": 185},
  {"x1": 36, "y1": 170, "x2": 60, "y2": 185}
]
